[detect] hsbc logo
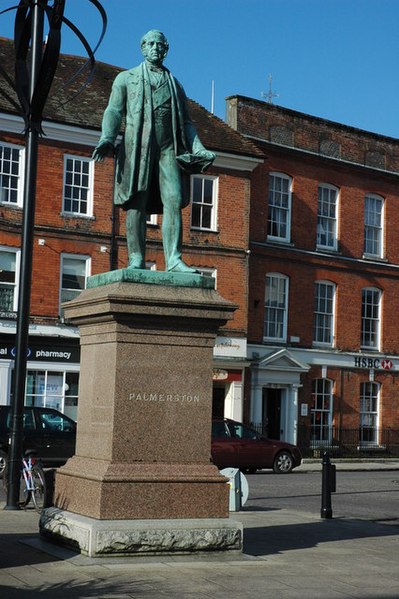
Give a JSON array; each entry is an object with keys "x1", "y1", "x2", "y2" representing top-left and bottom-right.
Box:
[
  {"x1": 354, "y1": 357, "x2": 394, "y2": 371},
  {"x1": 381, "y1": 359, "x2": 393, "y2": 370}
]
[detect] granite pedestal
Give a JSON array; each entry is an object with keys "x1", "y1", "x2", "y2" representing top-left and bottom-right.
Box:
[{"x1": 40, "y1": 269, "x2": 242, "y2": 556}]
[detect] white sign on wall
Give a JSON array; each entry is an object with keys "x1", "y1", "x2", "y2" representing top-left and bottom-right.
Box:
[{"x1": 214, "y1": 337, "x2": 247, "y2": 358}]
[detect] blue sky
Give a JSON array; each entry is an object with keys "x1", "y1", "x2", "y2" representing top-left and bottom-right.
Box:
[{"x1": 1, "y1": 0, "x2": 399, "y2": 137}]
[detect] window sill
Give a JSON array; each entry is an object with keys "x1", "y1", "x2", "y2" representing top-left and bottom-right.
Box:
[
  {"x1": 190, "y1": 227, "x2": 219, "y2": 233},
  {"x1": 60, "y1": 212, "x2": 95, "y2": 220},
  {"x1": 0, "y1": 202, "x2": 22, "y2": 210},
  {"x1": 362, "y1": 253, "x2": 388, "y2": 263},
  {"x1": 316, "y1": 246, "x2": 340, "y2": 255},
  {"x1": 359, "y1": 347, "x2": 380, "y2": 352},
  {"x1": 312, "y1": 342, "x2": 334, "y2": 349},
  {"x1": 266, "y1": 238, "x2": 293, "y2": 247}
]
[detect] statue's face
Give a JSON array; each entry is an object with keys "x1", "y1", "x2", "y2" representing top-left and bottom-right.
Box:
[{"x1": 141, "y1": 31, "x2": 168, "y2": 67}]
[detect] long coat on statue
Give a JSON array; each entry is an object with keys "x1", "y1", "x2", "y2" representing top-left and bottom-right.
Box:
[{"x1": 97, "y1": 62, "x2": 212, "y2": 214}]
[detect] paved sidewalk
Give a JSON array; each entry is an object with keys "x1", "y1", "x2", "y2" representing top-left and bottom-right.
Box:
[
  {"x1": 1, "y1": 463, "x2": 399, "y2": 598},
  {"x1": 298, "y1": 458, "x2": 399, "y2": 473}
]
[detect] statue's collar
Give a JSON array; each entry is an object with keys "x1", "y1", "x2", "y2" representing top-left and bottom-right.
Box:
[{"x1": 145, "y1": 61, "x2": 165, "y2": 73}]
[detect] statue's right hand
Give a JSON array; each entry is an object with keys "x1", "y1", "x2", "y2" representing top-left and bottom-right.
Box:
[{"x1": 92, "y1": 141, "x2": 114, "y2": 162}]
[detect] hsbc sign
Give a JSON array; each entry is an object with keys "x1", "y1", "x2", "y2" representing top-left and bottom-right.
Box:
[{"x1": 354, "y1": 357, "x2": 394, "y2": 370}]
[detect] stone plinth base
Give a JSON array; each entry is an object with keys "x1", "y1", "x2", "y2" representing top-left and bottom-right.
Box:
[
  {"x1": 40, "y1": 508, "x2": 243, "y2": 557},
  {"x1": 53, "y1": 458, "x2": 229, "y2": 520}
]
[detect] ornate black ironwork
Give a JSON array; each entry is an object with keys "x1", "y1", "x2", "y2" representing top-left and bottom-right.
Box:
[{"x1": 0, "y1": 0, "x2": 107, "y2": 133}]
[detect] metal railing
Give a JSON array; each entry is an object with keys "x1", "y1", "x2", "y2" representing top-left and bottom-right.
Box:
[{"x1": 250, "y1": 422, "x2": 399, "y2": 458}]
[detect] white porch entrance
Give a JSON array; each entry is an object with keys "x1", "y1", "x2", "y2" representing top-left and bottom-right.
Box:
[{"x1": 250, "y1": 348, "x2": 309, "y2": 445}]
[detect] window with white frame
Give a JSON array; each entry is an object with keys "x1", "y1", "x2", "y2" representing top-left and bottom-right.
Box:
[
  {"x1": 12, "y1": 369, "x2": 80, "y2": 421},
  {"x1": 364, "y1": 193, "x2": 384, "y2": 257},
  {"x1": 60, "y1": 254, "x2": 90, "y2": 315},
  {"x1": 264, "y1": 273, "x2": 289, "y2": 341},
  {"x1": 267, "y1": 173, "x2": 292, "y2": 242},
  {"x1": 146, "y1": 214, "x2": 157, "y2": 225},
  {"x1": 361, "y1": 287, "x2": 381, "y2": 350},
  {"x1": 313, "y1": 281, "x2": 335, "y2": 346},
  {"x1": 63, "y1": 155, "x2": 93, "y2": 216},
  {"x1": 0, "y1": 248, "x2": 19, "y2": 312},
  {"x1": 359, "y1": 382, "x2": 379, "y2": 446},
  {"x1": 317, "y1": 184, "x2": 338, "y2": 250},
  {"x1": 311, "y1": 378, "x2": 333, "y2": 443},
  {"x1": 0, "y1": 142, "x2": 24, "y2": 206},
  {"x1": 190, "y1": 175, "x2": 218, "y2": 230}
]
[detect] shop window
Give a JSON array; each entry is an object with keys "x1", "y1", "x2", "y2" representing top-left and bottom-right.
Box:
[
  {"x1": 359, "y1": 382, "x2": 379, "y2": 447},
  {"x1": 190, "y1": 175, "x2": 218, "y2": 231},
  {"x1": 12, "y1": 369, "x2": 79, "y2": 420},
  {"x1": 60, "y1": 254, "x2": 90, "y2": 316},
  {"x1": 64, "y1": 371, "x2": 79, "y2": 421},
  {"x1": 313, "y1": 281, "x2": 335, "y2": 346},
  {"x1": 311, "y1": 378, "x2": 333, "y2": 444},
  {"x1": 267, "y1": 172, "x2": 292, "y2": 242},
  {"x1": 264, "y1": 273, "x2": 288, "y2": 342},
  {"x1": 0, "y1": 248, "x2": 19, "y2": 312},
  {"x1": 317, "y1": 184, "x2": 338, "y2": 250},
  {"x1": 62, "y1": 155, "x2": 93, "y2": 216},
  {"x1": 364, "y1": 194, "x2": 384, "y2": 258},
  {"x1": 0, "y1": 142, "x2": 24, "y2": 207},
  {"x1": 361, "y1": 287, "x2": 381, "y2": 350}
]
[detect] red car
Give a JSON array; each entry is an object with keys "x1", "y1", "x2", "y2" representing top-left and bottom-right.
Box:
[{"x1": 211, "y1": 418, "x2": 302, "y2": 474}]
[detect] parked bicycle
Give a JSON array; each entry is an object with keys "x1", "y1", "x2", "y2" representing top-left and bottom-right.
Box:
[{"x1": 3, "y1": 452, "x2": 47, "y2": 513}]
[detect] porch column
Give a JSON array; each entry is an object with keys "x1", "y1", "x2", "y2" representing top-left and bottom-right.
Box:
[{"x1": 289, "y1": 384, "x2": 301, "y2": 445}]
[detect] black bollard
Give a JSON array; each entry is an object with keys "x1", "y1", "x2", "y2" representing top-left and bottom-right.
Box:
[{"x1": 321, "y1": 451, "x2": 336, "y2": 519}]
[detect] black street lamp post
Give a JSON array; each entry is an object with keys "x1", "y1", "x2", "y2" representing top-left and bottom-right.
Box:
[
  {"x1": 5, "y1": 0, "x2": 47, "y2": 510},
  {"x1": 0, "y1": 0, "x2": 106, "y2": 510}
]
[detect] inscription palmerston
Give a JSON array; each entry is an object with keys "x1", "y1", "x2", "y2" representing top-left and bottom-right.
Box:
[{"x1": 129, "y1": 392, "x2": 200, "y2": 403}]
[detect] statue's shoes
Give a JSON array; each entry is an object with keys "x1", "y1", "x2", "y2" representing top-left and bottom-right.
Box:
[
  {"x1": 127, "y1": 260, "x2": 145, "y2": 270},
  {"x1": 168, "y1": 260, "x2": 199, "y2": 274}
]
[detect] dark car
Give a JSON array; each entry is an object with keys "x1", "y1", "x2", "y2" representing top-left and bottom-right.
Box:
[
  {"x1": 0, "y1": 406, "x2": 76, "y2": 477},
  {"x1": 211, "y1": 418, "x2": 302, "y2": 474}
]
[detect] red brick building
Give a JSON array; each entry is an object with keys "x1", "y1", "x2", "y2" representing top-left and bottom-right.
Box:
[
  {"x1": 227, "y1": 95, "x2": 399, "y2": 455},
  {"x1": 0, "y1": 39, "x2": 263, "y2": 421}
]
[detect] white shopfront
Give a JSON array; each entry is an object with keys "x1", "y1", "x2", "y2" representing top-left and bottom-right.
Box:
[
  {"x1": 213, "y1": 335, "x2": 248, "y2": 422},
  {"x1": 0, "y1": 319, "x2": 80, "y2": 421}
]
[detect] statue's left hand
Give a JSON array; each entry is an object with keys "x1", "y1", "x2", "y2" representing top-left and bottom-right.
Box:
[{"x1": 92, "y1": 141, "x2": 114, "y2": 162}]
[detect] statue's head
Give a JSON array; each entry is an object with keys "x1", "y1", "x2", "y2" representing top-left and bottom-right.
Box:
[{"x1": 141, "y1": 30, "x2": 169, "y2": 66}]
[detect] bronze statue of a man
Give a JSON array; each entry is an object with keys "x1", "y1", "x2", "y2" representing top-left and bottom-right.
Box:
[{"x1": 92, "y1": 30, "x2": 215, "y2": 272}]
